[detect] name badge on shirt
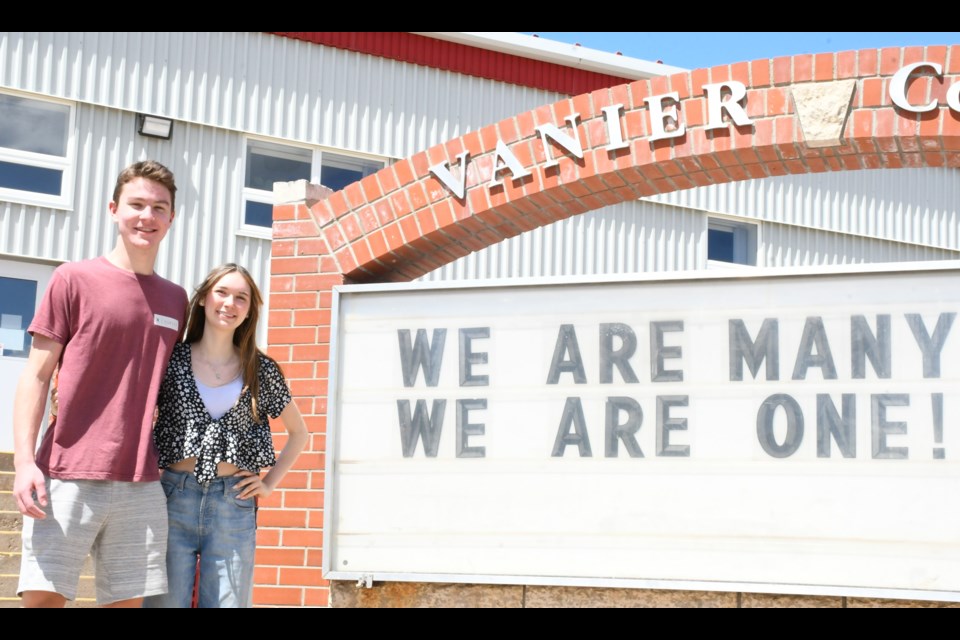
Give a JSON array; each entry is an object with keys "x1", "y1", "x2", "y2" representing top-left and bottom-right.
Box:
[{"x1": 154, "y1": 314, "x2": 180, "y2": 331}]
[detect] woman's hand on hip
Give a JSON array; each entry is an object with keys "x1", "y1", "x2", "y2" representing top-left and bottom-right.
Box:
[{"x1": 233, "y1": 469, "x2": 271, "y2": 500}]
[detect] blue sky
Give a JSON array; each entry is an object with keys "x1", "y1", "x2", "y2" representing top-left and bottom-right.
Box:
[{"x1": 525, "y1": 33, "x2": 960, "y2": 70}]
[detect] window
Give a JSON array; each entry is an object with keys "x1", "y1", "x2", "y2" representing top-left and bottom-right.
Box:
[
  {"x1": 319, "y1": 152, "x2": 383, "y2": 192},
  {"x1": 707, "y1": 218, "x2": 757, "y2": 266},
  {"x1": 241, "y1": 139, "x2": 385, "y2": 236},
  {"x1": 0, "y1": 91, "x2": 74, "y2": 208},
  {"x1": 0, "y1": 276, "x2": 38, "y2": 358},
  {"x1": 244, "y1": 141, "x2": 312, "y2": 229}
]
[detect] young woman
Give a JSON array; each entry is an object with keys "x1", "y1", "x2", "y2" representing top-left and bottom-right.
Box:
[{"x1": 143, "y1": 263, "x2": 308, "y2": 608}]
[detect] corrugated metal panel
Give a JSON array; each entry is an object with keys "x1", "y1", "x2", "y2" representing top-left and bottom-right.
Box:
[
  {"x1": 0, "y1": 32, "x2": 564, "y2": 159},
  {"x1": 420, "y1": 202, "x2": 959, "y2": 282},
  {"x1": 647, "y1": 167, "x2": 960, "y2": 251},
  {"x1": 0, "y1": 101, "x2": 274, "y2": 338},
  {"x1": 419, "y1": 200, "x2": 704, "y2": 281},
  {"x1": 760, "y1": 221, "x2": 959, "y2": 266}
]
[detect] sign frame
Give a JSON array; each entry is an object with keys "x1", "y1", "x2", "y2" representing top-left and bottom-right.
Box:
[{"x1": 322, "y1": 261, "x2": 960, "y2": 602}]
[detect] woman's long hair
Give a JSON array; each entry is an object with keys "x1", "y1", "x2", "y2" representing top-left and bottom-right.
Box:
[{"x1": 183, "y1": 263, "x2": 277, "y2": 419}]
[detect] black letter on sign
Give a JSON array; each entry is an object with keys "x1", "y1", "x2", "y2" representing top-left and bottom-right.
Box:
[
  {"x1": 729, "y1": 318, "x2": 779, "y2": 381},
  {"x1": 872, "y1": 394, "x2": 909, "y2": 460},
  {"x1": 905, "y1": 313, "x2": 955, "y2": 378},
  {"x1": 757, "y1": 394, "x2": 804, "y2": 458},
  {"x1": 552, "y1": 397, "x2": 592, "y2": 457},
  {"x1": 657, "y1": 395, "x2": 690, "y2": 457},
  {"x1": 851, "y1": 315, "x2": 891, "y2": 379},
  {"x1": 816, "y1": 394, "x2": 856, "y2": 458},
  {"x1": 605, "y1": 396, "x2": 643, "y2": 458},
  {"x1": 600, "y1": 323, "x2": 639, "y2": 384},
  {"x1": 398, "y1": 329, "x2": 446, "y2": 387},
  {"x1": 456, "y1": 399, "x2": 486, "y2": 458},
  {"x1": 792, "y1": 317, "x2": 837, "y2": 380},
  {"x1": 546, "y1": 324, "x2": 587, "y2": 384},
  {"x1": 397, "y1": 399, "x2": 446, "y2": 457},
  {"x1": 459, "y1": 327, "x2": 490, "y2": 387},
  {"x1": 650, "y1": 320, "x2": 684, "y2": 382}
]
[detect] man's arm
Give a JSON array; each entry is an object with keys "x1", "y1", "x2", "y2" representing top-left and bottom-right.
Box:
[{"x1": 12, "y1": 334, "x2": 63, "y2": 519}]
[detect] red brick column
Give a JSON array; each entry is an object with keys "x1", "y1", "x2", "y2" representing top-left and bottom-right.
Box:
[
  {"x1": 263, "y1": 46, "x2": 960, "y2": 606},
  {"x1": 254, "y1": 187, "x2": 338, "y2": 607}
]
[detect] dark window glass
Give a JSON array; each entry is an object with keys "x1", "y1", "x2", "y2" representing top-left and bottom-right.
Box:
[
  {"x1": 320, "y1": 153, "x2": 382, "y2": 192},
  {"x1": 320, "y1": 165, "x2": 364, "y2": 192},
  {"x1": 244, "y1": 200, "x2": 274, "y2": 228},
  {"x1": 0, "y1": 276, "x2": 38, "y2": 358},
  {"x1": 708, "y1": 228, "x2": 735, "y2": 263},
  {"x1": 245, "y1": 146, "x2": 311, "y2": 191},
  {"x1": 0, "y1": 161, "x2": 62, "y2": 196}
]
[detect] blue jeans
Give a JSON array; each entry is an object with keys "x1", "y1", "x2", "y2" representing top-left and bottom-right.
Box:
[{"x1": 143, "y1": 469, "x2": 256, "y2": 608}]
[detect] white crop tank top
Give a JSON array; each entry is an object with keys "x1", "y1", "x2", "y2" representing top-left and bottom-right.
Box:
[{"x1": 195, "y1": 375, "x2": 243, "y2": 420}]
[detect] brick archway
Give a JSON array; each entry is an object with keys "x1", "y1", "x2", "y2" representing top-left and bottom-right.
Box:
[{"x1": 260, "y1": 46, "x2": 960, "y2": 606}]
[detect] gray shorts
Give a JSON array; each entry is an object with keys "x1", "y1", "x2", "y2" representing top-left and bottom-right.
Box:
[{"x1": 18, "y1": 477, "x2": 168, "y2": 605}]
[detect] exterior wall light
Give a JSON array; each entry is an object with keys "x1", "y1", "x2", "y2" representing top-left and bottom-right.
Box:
[{"x1": 137, "y1": 114, "x2": 174, "y2": 140}]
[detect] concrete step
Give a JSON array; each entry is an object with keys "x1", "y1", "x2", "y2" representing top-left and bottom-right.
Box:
[
  {"x1": 0, "y1": 512, "x2": 22, "y2": 532},
  {"x1": 0, "y1": 454, "x2": 11, "y2": 473},
  {"x1": 0, "y1": 533, "x2": 21, "y2": 554},
  {"x1": 0, "y1": 553, "x2": 20, "y2": 574},
  {"x1": 0, "y1": 472, "x2": 13, "y2": 492},
  {"x1": 0, "y1": 493, "x2": 15, "y2": 512}
]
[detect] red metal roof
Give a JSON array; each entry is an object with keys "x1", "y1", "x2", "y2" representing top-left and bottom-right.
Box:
[{"x1": 271, "y1": 32, "x2": 633, "y2": 95}]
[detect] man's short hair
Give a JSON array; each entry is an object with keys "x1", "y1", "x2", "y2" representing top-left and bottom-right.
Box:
[{"x1": 112, "y1": 160, "x2": 177, "y2": 212}]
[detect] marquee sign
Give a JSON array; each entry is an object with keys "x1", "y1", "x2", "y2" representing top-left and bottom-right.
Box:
[{"x1": 324, "y1": 262, "x2": 960, "y2": 600}]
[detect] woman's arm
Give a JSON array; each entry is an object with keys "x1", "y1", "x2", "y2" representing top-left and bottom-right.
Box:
[{"x1": 234, "y1": 400, "x2": 308, "y2": 499}]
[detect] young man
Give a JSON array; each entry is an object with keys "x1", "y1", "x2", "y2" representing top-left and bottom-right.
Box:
[{"x1": 12, "y1": 160, "x2": 188, "y2": 608}]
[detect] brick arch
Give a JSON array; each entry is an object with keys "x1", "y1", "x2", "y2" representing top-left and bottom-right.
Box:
[{"x1": 260, "y1": 46, "x2": 960, "y2": 606}]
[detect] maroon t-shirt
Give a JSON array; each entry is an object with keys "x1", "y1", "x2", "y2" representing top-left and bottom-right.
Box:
[{"x1": 29, "y1": 257, "x2": 188, "y2": 481}]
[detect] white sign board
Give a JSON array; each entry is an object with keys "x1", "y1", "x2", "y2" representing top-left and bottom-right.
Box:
[{"x1": 324, "y1": 263, "x2": 960, "y2": 601}]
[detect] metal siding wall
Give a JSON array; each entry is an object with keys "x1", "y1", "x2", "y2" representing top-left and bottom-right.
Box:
[
  {"x1": 419, "y1": 201, "x2": 705, "y2": 281},
  {"x1": 420, "y1": 202, "x2": 959, "y2": 282},
  {"x1": 760, "y1": 221, "x2": 959, "y2": 266},
  {"x1": 647, "y1": 168, "x2": 960, "y2": 251},
  {"x1": 0, "y1": 32, "x2": 564, "y2": 159},
  {"x1": 0, "y1": 100, "x2": 273, "y2": 338},
  {"x1": 2, "y1": 31, "x2": 957, "y2": 324}
]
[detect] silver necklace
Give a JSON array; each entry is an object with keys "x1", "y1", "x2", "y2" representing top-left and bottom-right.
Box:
[
  {"x1": 209, "y1": 361, "x2": 226, "y2": 380},
  {"x1": 200, "y1": 352, "x2": 236, "y2": 381}
]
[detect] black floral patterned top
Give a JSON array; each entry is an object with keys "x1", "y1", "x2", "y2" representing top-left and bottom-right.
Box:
[{"x1": 153, "y1": 342, "x2": 292, "y2": 484}]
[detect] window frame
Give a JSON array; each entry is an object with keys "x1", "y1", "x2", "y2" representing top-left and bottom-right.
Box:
[
  {"x1": 0, "y1": 258, "x2": 56, "y2": 361},
  {"x1": 239, "y1": 138, "x2": 317, "y2": 239},
  {"x1": 0, "y1": 89, "x2": 76, "y2": 211},
  {"x1": 238, "y1": 136, "x2": 387, "y2": 240},
  {"x1": 706, "y1": 216, "x2": 759, "y2": 268}
]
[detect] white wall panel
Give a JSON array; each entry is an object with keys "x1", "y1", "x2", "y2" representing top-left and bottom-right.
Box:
[
  {"x1": 760, "y1": 219, "x2": 959, "y2": 267},
  {"x1": 420, "y1": 201, "x2": 705, "y2": 281},
  {"x1": 648, "y1": 168, "x2": 960, "y2": 251},
  {"x1": 421, "y1": 201, "x2": 959, "y2": 282},
  {"x1": 0, "y1": 32, "x2": 565, "y2": 159}
]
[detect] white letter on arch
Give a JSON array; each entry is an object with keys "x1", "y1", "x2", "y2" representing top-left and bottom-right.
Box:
[
  {"x1": 489, "y1": 140, "x2": 531, "y2": 188},
  {"x1": 645, "y1": 92, "x2": 686, "y2": 142},
  {"x1": 535, "y1": 114, "x2": 584, "y2": 170},
  {"x1": 890, "y1": 62, "x2": 942, "y2": 113},
  {"x1": 429, "y1": 152, "x2": 470, "y2": 200},
  {"x1": 703, "y1": 81, "x2": 753, "y2": 130}
]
